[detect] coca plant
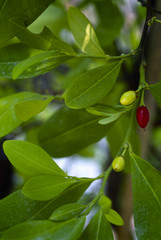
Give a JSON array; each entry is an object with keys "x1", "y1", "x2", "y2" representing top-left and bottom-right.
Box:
[{"x1": 0, "y1": 0, "x2": 161, "y2": 239}]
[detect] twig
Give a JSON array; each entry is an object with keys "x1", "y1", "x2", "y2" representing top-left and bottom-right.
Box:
[
  {"x1": 152, "y1": 8, "x2": 161, "y2": 15},
  {"x1": 137, "y1": 0, "x2": 153, "y2": 65}
]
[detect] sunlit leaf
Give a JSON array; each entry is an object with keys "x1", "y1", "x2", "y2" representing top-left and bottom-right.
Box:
[
  {"x1": 105, "y1": 209, "x2": 124, "y2": 226},
  {"x1": 14, "y1": 96, "x2": 54, "y2": 121},
  {"x1": 22, "y1": 175, "x2": 77, "y2": 201},
  {"x1": 12, "y1": 50, "x2": 72, "y2": 79},
  {"x1": 0, "y1": 92, "x2": 51, "y2": 137},
  {"x1": 3, "y1": 140, "x2": 66, "y2": 177},
  {"x1": 64, "y1": 61, "x2": 122, "y2": 109},
  {"x1": 86, "y1": 104, "x2": 120, "y2": 117},
  {"x1": 68, "y1": 7, "x2": 105, "y2": 57},
  {"x1": 98, "y1": 113, "x2": 121, "y2": 125}
]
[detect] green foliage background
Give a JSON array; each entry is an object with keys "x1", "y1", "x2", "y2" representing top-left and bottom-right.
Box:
[{"x1": 0, "y1": 0, "x2": 161, "y2": 239}]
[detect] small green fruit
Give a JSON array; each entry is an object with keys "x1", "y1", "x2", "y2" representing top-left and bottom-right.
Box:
[
  {"x1": 120, "y1": 90, "x2": 136, "y2": 106},
  {"x1": 112, "y1": 156, "x2": 125, "y2": 172}
]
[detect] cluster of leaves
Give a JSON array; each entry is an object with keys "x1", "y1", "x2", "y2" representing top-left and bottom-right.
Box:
[{"x1": 0, "y1": 0, "x2": 161, "y2": 239}]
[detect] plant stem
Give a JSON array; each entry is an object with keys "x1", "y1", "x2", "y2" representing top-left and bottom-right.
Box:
[
  {"x1": 99, "y1": 165, "x2": 113, "y2": 194},
  {"x1": 121, "y1": 143, "x2": 129, "y2": 157},
  {"x1": 107, "y1": 50, "x2": 139, "y2": 60},
  {"x1": 80, "y1": 165, "x2": 112, "y2": 216},
  {"x1": 54, "y1": 94, "x2": 64, "y2": 100},
  {"x1": 76, "y1": 49, "x2": 139, "y2": 61},
  {"x1": 137, "y1": 0, "x2": 152, "y2": 65},
  {"x1": 81, "y1": 106, "x2": 137, "y2": 216},
  {"x1": 140, "y1": 90, "x2": 145, "y2": 106},
  {"x1": 139, "y1": 64, "x2": 146, "y2": 84},
  {"x1": 117, "y1": 105, "x2": 137, "y2": 157},
  {"x1": 155, "y1": 19, "x2": 161, "y2": 24}
]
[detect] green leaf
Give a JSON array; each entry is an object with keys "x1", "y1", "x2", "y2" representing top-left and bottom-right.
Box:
[
  {"x1": 2, "y1": 217, "x2": 86, "y2": 240},
  {"x1": 23, "y1": 175, "x2": 77, "y2": 201},
  {"x1": 50, "y1": 203, "x2": 86, "y2": 221},
  {"x1": 0, "y1": 191, "x2": 45, "y2": 233},
  {"x1": 67, "y1": 7, "x2": 105, "y2": 57},
  {"x1": 0, "y1": 92, "x2": 50, "y2": 137},
  {"x1": 80, "y1": 209, "x2": 114, "y2": 240},
  {"x1": 0, "y1": 43, "x2": 39, "y2": 78},
  {"x1": 0, "y1": 0, "x2": 54, "y2": 46},
  {"x1": 0, "y1": 42, "x2": 73, "y2": 79},
  {"x1": 3, "y1": 140, "x2": 66, "y2": 177},
  {"x1": 0, "y1": 181, "x2": 91, "y2": 233},
  {"x1": 10, "y1": 20, "x2": 76, "y2": 55},
  {"x1": 34, "y1": 26, "x2": 76, "y2": 55},
  {"x1": 33, "y1": 179, "x2": 92, "y2": 219},
  {"x1": 98, "y1": 195, "x2": 112, "y2": 214},
  {"x1": 86, "y1": 103, "x2": 130, "y2": 117},
  {"x1": 63, "y1": 58, "x2": 90, "y2": 89},
  {"x1": 95, "y1": 0, "x2": 124, "y2": 47},
  {"x1": 105, "y1": 209, "x2": 124, "y2": 226},
  {"x1": 10, "y1": 20, "x2": 51, "y2": 51},
  {"x1": 50, "y1": 39, "x2": 76, "y2": 56},
  {"x1": 98, "y1": 113, "x2": 121, "y2": 125},
  {"x1": 12, "y1": 50, "x2": 72, "y2": 79},
  {"x1": 64, "y1": 61, "x2": 122, "y2": 109},
  {"x1": 149, "y1": 81, "x2": 161, "y2": 108},
  {"x1": 130, "y1": 152, "x2": 161, "y2": 239},
  {"x1": 38, "y1": 26, "x2": 57, "y2": 42},
  {"x1": 86, "y1": 104, "x2": 119, "y2": 117},
  {"x1": 38, "y1": 105, "x2": 113, "y2": 157},
  {"x1": 14, "y1": 96, "x2": 54, "y2": 121}
]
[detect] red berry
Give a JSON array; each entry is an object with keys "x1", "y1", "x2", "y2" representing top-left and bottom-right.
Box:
[{"x1": 136, "y1": 106, "x2": 149, "y2": 128}]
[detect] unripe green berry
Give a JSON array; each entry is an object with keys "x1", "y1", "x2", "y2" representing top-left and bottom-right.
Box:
[
  {"x1": 120, "y1": 90, "x2": 136, "y2": 106},
  {"x1": 112, "y1": 156, "x2": 125, "y2": 172}
]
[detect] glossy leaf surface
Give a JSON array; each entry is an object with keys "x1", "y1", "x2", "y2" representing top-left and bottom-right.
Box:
[
  {"x1": 23, "y1": 175, "x2": 77, "y2": 201},
  {"x1": 0, "y1": 92, "x2": 50, "y2": 137},
  {"x1": 105, "y1": 209, "x2": 124, "y2": 226},
  {"x1": 68, "y1": 7, "x2": 105, "y2": 57},
  {"x1": 130, "y1": 152, "x2": 161, "y2": 239},
  {"x1": 14, "y1": 96, "x2": 54, "y2": 121},
  {"x1": 12, "y1": 50, "x2": 72, "y2": 79},
  {"x1": 50, "y1": 203, "x2": 86, "y2": 221},
  {"x1": 2, "y1": 217, "x2": 86, "y2": 240},
  {"x1": 65, "y1": 61, "x2": 122, "y2": 109},
  {"x1": 80, "y1": 209, "x2": 114, "y2": 240},
  {"x1": 38, "y1": 106, "x2": 113, "y2": 157},
  {"x1": 86, "y1": 104, "x2": 120, "y2": 117},
  {"x1": 98, "y1": 113, "x2": 121, "y2": 125},
  {"x1": 0, "y1": 43, "x2": 39, "y2": 78},
  {"x1": 3, "y1": 140, "x2": 66, "y2": 177},
  {"x1": 0, "y1": 181, "x2": 91, "y2": 233}
]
